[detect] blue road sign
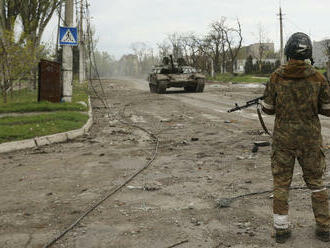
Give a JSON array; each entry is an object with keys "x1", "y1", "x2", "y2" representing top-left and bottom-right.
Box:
[{"x1": 59, "y1": 27, "x2": 78, "y2": 46}]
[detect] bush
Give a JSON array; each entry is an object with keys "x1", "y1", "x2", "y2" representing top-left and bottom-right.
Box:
[{"x1": 244, "y1": 57, "x2": 280, "y2": 74}]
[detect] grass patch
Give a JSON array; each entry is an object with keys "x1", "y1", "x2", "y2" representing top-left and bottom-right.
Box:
[
  {"x1": 209, "y1": 73, "x2": 268, "y2": 83},
  {"x1": 0, "y1": 111, "x2": 88, "y2": 143},
  {"x1": 0, "y1": 82, "x2": 89, "y2": 113}
]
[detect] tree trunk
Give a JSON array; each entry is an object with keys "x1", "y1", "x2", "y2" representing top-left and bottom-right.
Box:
[{"x1": 2, "y1": 90, "x2": 7, "y2": 103}]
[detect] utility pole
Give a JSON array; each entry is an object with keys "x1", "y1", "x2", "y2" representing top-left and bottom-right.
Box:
[
  {"x1": 79, "y1": 0, "x2": 85, "y2": 83},
  {"x1": 279, "y1": 7, "x2": 285, "y2": 65},
  {"x1": 0, "y1": 0, "x2": 3, "y2": 88},
  {"x1": 62, "y1": 0, "x2": 74, "y2": 102},
  {"x1": 327, "y1": 42, "x2": 330, "y2": 81},
  {"x1": 55, "y1": 2, "x2": 62, "y2": 61},
  {"x1": 85, "y1": 0, "x2": 92, "y2": 80}
]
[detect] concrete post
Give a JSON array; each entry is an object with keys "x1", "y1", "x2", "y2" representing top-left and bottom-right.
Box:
[
  {"x1": 62, "y1": 0, "x2": 74, "y2": 102},
  {"x1": 79, "y1": 0, "x2": 85, "y2": 83}
]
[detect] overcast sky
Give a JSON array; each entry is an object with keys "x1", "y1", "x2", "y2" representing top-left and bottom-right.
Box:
[{"x1": 44, "y1": 0, "x2": 330, "y2": 59}]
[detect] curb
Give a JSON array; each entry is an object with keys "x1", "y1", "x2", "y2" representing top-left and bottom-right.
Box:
[{"x1": 0, "y1": 97, "x2": 93, "y2": 154}]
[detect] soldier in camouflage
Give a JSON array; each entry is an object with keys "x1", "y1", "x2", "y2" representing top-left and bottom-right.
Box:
[{"x1": 262, "y1": 32, "x2": 330, "y2": 243}]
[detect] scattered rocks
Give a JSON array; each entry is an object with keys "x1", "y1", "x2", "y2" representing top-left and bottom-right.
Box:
[
  {"x1": 236, "y1": 155, "x2": 255, "y2": 160},
  {"x1": 127, "y1": 185, "x2": 143, "y2": 190},
  {"x1": 216, "y1": 198, "x2": 233, "y2": 208},
  {"x1": 188, "y1": 202, "x2": 194, "y2": 209},
  {"x1": 206, "y1": 176, "x2": 213, "y2": 181},
  {"x1": 144, "y1": 184, "x2": 161, "y2": 191},
  {"x1": 191, "y1": 217, "x2": 201, "y2": 226},
  {"x1": 196, "y1": 152, "x2": 208, "y2": 158},
  {"x1": 126, "y1": 184, "x2": 161, "y2": 191},
  {"x1": 110, "y1": 129, "x2": 131, "y2": 135},
  {"x1": 175, "y1": 124, "x2": 184, "y2": 129},
  {"x1": 160, "y1": 118, "x2": 172, "y2": 123},
  {"x1": 109, "y1": 120, "x2": 119, "y2": 127},
  {"x1": 254, "y1": 141, "x2": 271, "y2": 147}
]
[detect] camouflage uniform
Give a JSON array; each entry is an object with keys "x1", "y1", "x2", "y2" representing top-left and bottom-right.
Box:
[{"x1": 262, "y1": 59, "x2": 330, "y2": 232}]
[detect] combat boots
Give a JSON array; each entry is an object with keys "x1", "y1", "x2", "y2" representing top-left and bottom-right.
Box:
[
  {"x1": 275, "y1": 229, "x2": 291, "y2": 244},
  {"x1": 315, "y1": 229, "x2": 330, "y2": 242}
]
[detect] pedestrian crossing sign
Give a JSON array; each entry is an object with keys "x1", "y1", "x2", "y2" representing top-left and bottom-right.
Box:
[{"x1": 59, "y1": 27, "x2": 78, "y2": 46}]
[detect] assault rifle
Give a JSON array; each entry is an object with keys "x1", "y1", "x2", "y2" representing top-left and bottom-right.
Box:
[
  {"x1": 227, "y1": 96, "x2": 264, "y2": 113},
  {"x1": 227, "y1": 95, "x2": 272, "y2": 136}
]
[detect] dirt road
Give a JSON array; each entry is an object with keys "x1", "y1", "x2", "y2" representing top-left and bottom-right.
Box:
[{"x1": 0, "y1": 78, "x2": 329, "y2": 248}]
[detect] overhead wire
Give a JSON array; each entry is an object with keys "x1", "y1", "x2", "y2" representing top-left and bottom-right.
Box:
[{"x1": 43, "y1": 1, "x2": 160, "y2": 247}]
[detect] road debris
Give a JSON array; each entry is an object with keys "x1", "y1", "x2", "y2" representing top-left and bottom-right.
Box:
[{"x1": 216, "y1": 198, "x2": 233, "y2": 208}]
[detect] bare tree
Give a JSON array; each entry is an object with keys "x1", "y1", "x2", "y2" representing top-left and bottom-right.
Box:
[
  {"x1": 177, "y1": 35, "x2": 203, "y2": 71},
  {"x1": 157, "y1": 39, "x2": 171, "y2": 58},
  {"x1": 223, "y1": 18, "x2": 243, "y2": 73},
  {"x1": 0, "y1": 0, "x2": 25, "y2": 102},
  {"x1": 167, "y1": 32, "x2": 184, "y2": 60},
  {"x1": 19, "y1": 0, "x2": 62, "y2": 45},
  {"x1": 208, "y1": 18, "x2": 228, "y2": 73},
  {"x1": 0, "y1": 0, "x2": 22, "y2": 35},
  {"x1": 19, "y1": 0, "x2": 62, "y2": 89},
  {"x1": 255, "y1": 23, "x2": 273, "y2": 72},
  {"x1": 130, "y1": 42, "x2": 147, "y2": 72},
  {"x1": 130, "y1": 42, "x2": 157, "y2": 74}
]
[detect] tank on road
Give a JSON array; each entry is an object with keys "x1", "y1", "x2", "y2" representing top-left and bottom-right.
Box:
[{"x1": 148, "y1": 56, "x2": 205, "y2": 94}]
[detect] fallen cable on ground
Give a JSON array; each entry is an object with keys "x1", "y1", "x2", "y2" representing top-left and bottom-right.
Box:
[
  {"x1": 216, "y1": 185, "x2": 330, "y2": 208},
  {"x1": 43, "y1": 27, "x2": 160, "y2": 246},
  {"x1": 166, "y1": 239, "x2": 189, "y2": 248}
]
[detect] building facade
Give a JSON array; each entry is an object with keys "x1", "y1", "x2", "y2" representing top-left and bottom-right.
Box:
[{"x1": 313, "y1": 40, "x2": 330, "y2": 68}]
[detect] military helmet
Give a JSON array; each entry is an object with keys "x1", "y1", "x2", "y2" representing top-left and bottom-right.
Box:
[{"x1": 284, "y1": 32, "x2": 313, "y2": 60}]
